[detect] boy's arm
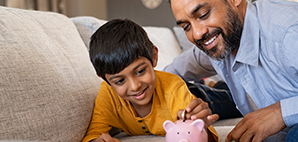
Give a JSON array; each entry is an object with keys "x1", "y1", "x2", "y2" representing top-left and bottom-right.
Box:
[
  {"x1": 89, "y1": 133, "x2": 121, "y2": 142},
  {"x1": 83, "y1": 82, "x2": 120, "y2": 142}
]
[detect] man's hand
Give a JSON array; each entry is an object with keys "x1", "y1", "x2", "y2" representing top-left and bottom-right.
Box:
[
  {"x1": 226, "y1": 102, "x2": 286, "y2": 142},
  {"x1": 178, "y1": 98, "x2": 219, "y2": 129},
  {"x1": 92, "y1": 133, "x2": 121, "y2": 142}
]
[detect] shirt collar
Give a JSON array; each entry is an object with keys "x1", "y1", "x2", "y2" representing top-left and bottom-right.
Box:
[{"x1": 234, "y1": 2, "x2": 260, "y2": 67}]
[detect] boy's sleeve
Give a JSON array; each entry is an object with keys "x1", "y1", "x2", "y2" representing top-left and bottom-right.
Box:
[
  {"x1": 208, "y1": 125, "x2": 219, "y2": 142},
  {"x1": 82, "y1": 82, "x2": 119, "y2": 142}
]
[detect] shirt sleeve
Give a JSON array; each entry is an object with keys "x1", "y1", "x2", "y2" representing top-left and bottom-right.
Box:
[
  {"x1": 82, "y1": 82, "x2": 118, "y2": 142},
  {"x1": 163, "y1": 46, "x2": 217, "y2": 82},
  {"x1": 280, "y1": 23, "x2": 298, "y2": 127},
  {"x1": 208, "y1": 125, "x2": 219, "y2": 142},
  {"x1": 280, "y1": 96, "x2": 298, "y2": 127}
]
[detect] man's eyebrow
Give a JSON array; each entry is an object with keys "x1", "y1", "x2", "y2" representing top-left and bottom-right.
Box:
[
  {"x1": 192, "y1": 3, "x2": 208, "y2": 15},
  {"x1": 176, "y1": 3, "x2": 208, "y2": 25}
]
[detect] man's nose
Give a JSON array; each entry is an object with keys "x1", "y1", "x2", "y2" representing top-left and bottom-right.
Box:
[{"x1": 191, "y1": 22, "x2": 208, "y2": 41}]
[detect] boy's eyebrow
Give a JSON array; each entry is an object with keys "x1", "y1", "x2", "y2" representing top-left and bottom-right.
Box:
[
  {"x1": 133, "y1": 62, "x2": 146, "y2": 70},
  {"x1": 108, "y1": 62, "x2": 146, "y2": 80},
  {"x1": 176, "y1": 2, "x2": 209, "y2": 25}
]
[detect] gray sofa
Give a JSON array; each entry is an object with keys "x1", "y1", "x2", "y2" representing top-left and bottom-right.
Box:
[{"x1": 0, "y1": 6, "x2": 241, "y2": 142}]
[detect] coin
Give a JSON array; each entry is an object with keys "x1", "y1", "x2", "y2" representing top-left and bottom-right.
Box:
[{"x1": 181, "y1": 109, "x2": 186, "y2": 120}]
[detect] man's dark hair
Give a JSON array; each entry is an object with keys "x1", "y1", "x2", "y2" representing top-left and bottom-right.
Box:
[{"x1": 89, "y1": 18, "x2": 155, "y2": 83}]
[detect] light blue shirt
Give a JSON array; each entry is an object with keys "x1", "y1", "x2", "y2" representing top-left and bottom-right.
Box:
[{"x1": 164, "y1": 0, "x2": 298, "y2": 127}]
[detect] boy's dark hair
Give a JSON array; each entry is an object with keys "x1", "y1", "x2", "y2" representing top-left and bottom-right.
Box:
[{"x1": 89, "y1": 18, "x2": 155, "y2": 83}]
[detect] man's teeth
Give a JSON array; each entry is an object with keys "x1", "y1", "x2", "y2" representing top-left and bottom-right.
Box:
[{"x1": 204, "y1": 35, "x2": 217, "y2": 45}]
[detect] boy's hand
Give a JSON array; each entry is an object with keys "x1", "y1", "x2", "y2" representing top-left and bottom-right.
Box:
[
  {"x1": 178, "y1": 98, "x2": 219, "y2": 129},
  {"x1": 92, "y1": 133, "x2": 121, "y2": 142}
]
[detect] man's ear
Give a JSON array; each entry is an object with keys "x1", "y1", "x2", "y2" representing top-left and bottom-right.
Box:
[{"x1": 152, "y1": 46, "x2": 158, "y2": 67}]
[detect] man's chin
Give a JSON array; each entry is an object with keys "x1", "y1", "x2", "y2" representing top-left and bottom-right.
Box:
[{"x1": 207, "y1": 50, "x2": 229, "y2": 61}]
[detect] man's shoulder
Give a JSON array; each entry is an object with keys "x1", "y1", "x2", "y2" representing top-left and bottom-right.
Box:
[
  {"x1": 255, "y1": 0, "x2": 298, "y2": 22},
  {"x1": 254, "y1": 0, "x2": 298, "y2": 41}
]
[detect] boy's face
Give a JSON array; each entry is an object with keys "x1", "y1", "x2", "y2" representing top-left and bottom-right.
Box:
[{"x1": 105, "y1": 48, "x2": 158, "y2": 108}]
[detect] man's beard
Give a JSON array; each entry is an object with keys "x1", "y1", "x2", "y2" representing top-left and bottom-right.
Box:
[{"x1": 196, "y1": 6, "x2": 243, "y2": 61}]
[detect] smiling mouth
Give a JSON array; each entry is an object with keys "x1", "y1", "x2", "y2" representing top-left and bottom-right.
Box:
[
  {"x1": 204, "y1": 34, "x2": 219, "y2": 46},
  {"x1": 131, "y1": 87, "x2": 148, "y2": 99}
]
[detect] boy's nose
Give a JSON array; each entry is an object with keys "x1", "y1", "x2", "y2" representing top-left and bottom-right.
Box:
[{"x1": 128, "y1": 78, "x2": 141, "y2": 91}]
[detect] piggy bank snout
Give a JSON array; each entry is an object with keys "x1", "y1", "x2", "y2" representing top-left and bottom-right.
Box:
[{"x1": 179, "y1": 138, "x2": 191, "y2": 142}]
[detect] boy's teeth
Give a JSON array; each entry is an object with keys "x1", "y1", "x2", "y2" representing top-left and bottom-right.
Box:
[{"x1": 204, "y1": 35, "x2": 217, "y2": 45}]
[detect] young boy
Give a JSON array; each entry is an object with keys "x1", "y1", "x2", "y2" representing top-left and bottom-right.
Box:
[{"x1": 83, "y1": 18, "x2": 219, "y2": 142}]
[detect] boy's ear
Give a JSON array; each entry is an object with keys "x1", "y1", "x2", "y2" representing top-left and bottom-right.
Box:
[{"x1": 153, "y1": 46, "x2": 158, "y2": 67}]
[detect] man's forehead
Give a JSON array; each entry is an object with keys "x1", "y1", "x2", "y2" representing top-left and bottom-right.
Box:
[
  {"x1": 171, "y1": 0, "x2": 210, "y2": 13},
  {"x1": 172, "y1": 0, "x2": 210, "y2": 21}
]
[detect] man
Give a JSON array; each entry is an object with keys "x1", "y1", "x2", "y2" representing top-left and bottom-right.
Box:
[{"x1": 165, "y1": 0, "x2": 298, "y2": 141}]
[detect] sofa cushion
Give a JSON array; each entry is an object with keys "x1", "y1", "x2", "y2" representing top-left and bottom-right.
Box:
[
  {"x1": 143, "y1": 26, "x2": 182, "y2": 70},
  {"x1": 0, "y1": 6, "x2": 102, "y2": 142},
  {"x1": 172, "y1": 26, "x2": 195, "y2": 52},
  {"x1": 71, "y1": 16, "x2": 107, "y2": 51}
]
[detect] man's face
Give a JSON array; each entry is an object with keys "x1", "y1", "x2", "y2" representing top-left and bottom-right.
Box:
[{"x1": 171, "y1": 0, "x2": 242, "y2": 60}]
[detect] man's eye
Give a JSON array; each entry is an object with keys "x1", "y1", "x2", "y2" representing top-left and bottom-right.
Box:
[
  {"x1": 199, "y1": 10, "x2": 210, "y2": 19},
  {"x1": 183, "y1": 24, "x2": 190, "y2": 31}
]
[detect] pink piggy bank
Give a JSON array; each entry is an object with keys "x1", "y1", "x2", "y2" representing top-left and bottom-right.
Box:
[{"x1": 163, "y1": 119, "x2": 207, "y2": 142}]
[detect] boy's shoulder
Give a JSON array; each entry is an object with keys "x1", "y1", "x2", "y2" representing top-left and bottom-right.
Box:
[
  {"x1": 155, "y1": 70, "x2": 182, "y2": 79},
  {"x1": 154, "y1": 70, "x2": 185, "y2": 86}
]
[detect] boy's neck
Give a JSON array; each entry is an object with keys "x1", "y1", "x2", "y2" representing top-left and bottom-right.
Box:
[{"x1": 131, "y1": 100, "x2": 153, "y2": 118}]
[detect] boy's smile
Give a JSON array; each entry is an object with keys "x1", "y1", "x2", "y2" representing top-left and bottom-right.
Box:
[{"x1": 105, "y1": 57, "x2": 157, "y2": 113}]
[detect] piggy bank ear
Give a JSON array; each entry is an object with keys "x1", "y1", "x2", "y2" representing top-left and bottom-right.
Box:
[
  {"x1": 163, "y1": 120, "x2": 175, "y2": 132},
  {"x1": 191, "y1": 119, "x2": 204, "y2": 131}
]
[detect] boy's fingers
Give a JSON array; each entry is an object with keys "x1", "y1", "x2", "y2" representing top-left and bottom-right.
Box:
[
  {"x1": 186, "y1": 98, "x2": 205, "y2": 112},
  {"x1": 207, "y1": 114, "x2": 219, "y2": 123},
  {"x1": 177, "y1": 109, "x2": 185, "y2": 119}
]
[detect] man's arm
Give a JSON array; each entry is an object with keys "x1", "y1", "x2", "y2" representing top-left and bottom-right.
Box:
[
  {"x1": 163, "y1": 46, "x2": 217, "y2": 81},
  {"x1": 226, "y1": 102, "x2": 286, "y2": 142}
]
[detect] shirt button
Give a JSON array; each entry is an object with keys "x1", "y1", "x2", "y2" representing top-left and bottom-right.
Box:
[
  {"x1": 145, "y1": 131, "x2": 150, "y2": 133},
  {"x1": 138, "y1": 120, "x2": 142, "y2": 123},
  {"x1": 142, "y1": 126, "x2": 146, "y2": 129}
]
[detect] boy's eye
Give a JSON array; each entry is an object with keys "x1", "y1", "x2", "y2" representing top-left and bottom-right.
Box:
[
  {"x1": 136, "y1": 68, "x2": 146, "y2": 75},
  {"x1": 115, "y1": 78, "x2": 125, "y2": 85}
]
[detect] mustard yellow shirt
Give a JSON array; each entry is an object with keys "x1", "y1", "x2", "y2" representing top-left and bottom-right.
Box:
[{"x1": 83, "y1": 70, "x2": 218, "y2": 142}]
